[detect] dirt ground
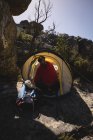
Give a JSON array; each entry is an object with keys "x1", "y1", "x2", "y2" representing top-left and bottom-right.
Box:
[{"x1": 0, "y1": 79, "x2": 93, "y2": 140}]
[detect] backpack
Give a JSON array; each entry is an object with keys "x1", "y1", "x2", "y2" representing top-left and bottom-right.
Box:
[{"x1": 16, "y1": 87, "x2": 41, "y2": 117}]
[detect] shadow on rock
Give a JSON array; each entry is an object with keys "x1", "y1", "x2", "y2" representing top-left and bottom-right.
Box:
[
  {"x1": 40, "y1": 88, "x2": 93, "y2": 126},
  {"x1": 0, "y1": 96, "x2": 57, "y2": 140},
  {"x1": 59, "y1": 125, "x2": 93, "y2": 140}
]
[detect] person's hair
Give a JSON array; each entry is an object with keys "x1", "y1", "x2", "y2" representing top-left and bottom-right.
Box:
[{"x1": 38, "y1": 56, "x2": 45, "y2": 63}]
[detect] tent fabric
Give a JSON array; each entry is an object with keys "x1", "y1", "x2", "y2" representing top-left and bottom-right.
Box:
[{"x1": 22, "y1": 51, "x2": 73, "y2": 96}]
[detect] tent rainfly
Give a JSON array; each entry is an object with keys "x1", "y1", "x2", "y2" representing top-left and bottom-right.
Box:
[{"x1": 22, "y1": 50, "x2": 73, "y2": 96}]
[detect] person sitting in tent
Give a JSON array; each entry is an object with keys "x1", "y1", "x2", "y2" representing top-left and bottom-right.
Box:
[{"x1": 34, "y1": 56, "x2": 60, "y2": 95}]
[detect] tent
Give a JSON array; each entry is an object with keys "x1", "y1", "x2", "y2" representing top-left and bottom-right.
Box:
[{"x1": 22, "y1": 50, "x2": 73, "y2": 96}]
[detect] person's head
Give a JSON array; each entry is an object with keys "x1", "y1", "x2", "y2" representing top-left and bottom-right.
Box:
[
  {"x1": 25, "y1": 80, "x2": 35, "y2": 89},
  {"x1": 38, "y1": 56, "x2": 46, "y2": 65}
]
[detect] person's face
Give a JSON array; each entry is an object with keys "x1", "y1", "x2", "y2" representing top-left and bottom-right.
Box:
[{"x1": 40, "y1": 58, "x2": 46, "y2": 65}]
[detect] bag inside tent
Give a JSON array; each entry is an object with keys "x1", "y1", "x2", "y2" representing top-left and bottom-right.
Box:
[{"x1": 22, "y1": 50, "x2": 73, "y2": 97}]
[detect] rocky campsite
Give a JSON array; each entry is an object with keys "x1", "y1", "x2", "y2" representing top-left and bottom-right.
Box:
[{"x1": 0, "y1": 0, "x2": 93, "y2": 140}]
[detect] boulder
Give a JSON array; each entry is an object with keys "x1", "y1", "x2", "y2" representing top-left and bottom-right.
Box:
[
  {"x1": 0, "y1": 0, "x2": 32, "y2": 78},
  {"x1": 5, "y1": 0, "x2": 32, "y2": 15},
  {"x1": 0, "y1": 0, "x2": 18, "y2": 78}
]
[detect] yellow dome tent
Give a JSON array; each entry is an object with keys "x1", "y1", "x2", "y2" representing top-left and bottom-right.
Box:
[{"x1": 22, "y1": 50, "x2": 73, "y2": 96}]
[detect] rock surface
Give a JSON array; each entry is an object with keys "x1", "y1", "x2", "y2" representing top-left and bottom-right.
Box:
[
  {"x1": 0, "y1": 0, "x2": 18, "y2": 77},
  {"x1": 5, "y1": 0, "x2": 32, "y2": 15},
  {"x1": 0, "y1": 0, "x2": 32, "y2": 78}
]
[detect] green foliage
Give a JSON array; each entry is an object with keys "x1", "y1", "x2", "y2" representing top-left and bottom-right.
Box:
[
  {"x1": 56, "y1": 35, "x2": 68, "y2": 59},
  {"x1": 18, "y1": 32, "x2": 33, "y2": 42},
  {"x1": 74, "y1": 57, "x2": 93, "y2": 80},
  {"x1": 42, "y1": 33, "x2": 58, "y2": 46},
  {"x1": 74, "y1": 57, "x2": 89, "y2": 70},
  {"x1": 55, "y1": 34, "x2": 93, "y2": 81},
  {"x1": 56, "y1": 35, "x2": 78, "y2": 62}
]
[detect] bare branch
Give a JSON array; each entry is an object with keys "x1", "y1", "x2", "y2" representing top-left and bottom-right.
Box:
[
  {"x1": 36, "y1": 0, "x2": 41, "y2": 23},
  {"x1": 39, "y1": 0, "x2": 52, "y2": 23},
  {"x1": 46, "y1": 22, "x2": 56, "y2": 34},
  {"x1": 30, "y1": 0, "x2": 53, "y2": 46},
  {"x1": 34, "y1": 0, "x2": 53, "y2": 24}
]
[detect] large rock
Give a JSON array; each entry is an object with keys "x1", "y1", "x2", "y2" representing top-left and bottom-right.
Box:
[
  {"x1": 5, "y1": 0, "x2": 32, "y2": 15},
  {"x1": 0, "y1": 0, "x2": 32, "y2": 78},
  {"x1": 0, "y1": 0, "x2": 17, "y2": 78},
  {"x1": 19, "y1": 20, "x2": 44, "y2": 35}
]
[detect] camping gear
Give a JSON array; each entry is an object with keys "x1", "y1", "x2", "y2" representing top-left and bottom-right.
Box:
[
  {"x1": 16, "y1": 81, "x2": 41, "y2": 115},
  {"x1": 22, "y1": 50, "x2": 73, "y2": 97}
]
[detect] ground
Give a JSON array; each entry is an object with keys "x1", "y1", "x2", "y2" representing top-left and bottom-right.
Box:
[{"x1": 0, "y1": 79, "x2": 93, "y2": 140}]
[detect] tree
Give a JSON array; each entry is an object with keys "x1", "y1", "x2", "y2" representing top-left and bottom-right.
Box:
[
  {"x1": 34, "y1": 0, "x2": 53, "y2": 24},
  {"x1": 29, "y1": 0, "x2": 53, "y2": 47}
]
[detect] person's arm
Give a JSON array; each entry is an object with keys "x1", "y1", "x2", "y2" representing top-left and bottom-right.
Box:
[{"x1": 34, "y1": 66, "x2": 41, "y2": 83}]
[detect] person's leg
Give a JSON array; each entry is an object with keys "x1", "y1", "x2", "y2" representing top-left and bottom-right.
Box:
[
  {"x1": 35, "y1": 82, "x2": 48, "y2": 94},
  {"x1": 48, "y1": 81, "x2": 60, "y2": 96},
  {"x1": 53, "y1": 81, "x2": 60, "y2": 93}
]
